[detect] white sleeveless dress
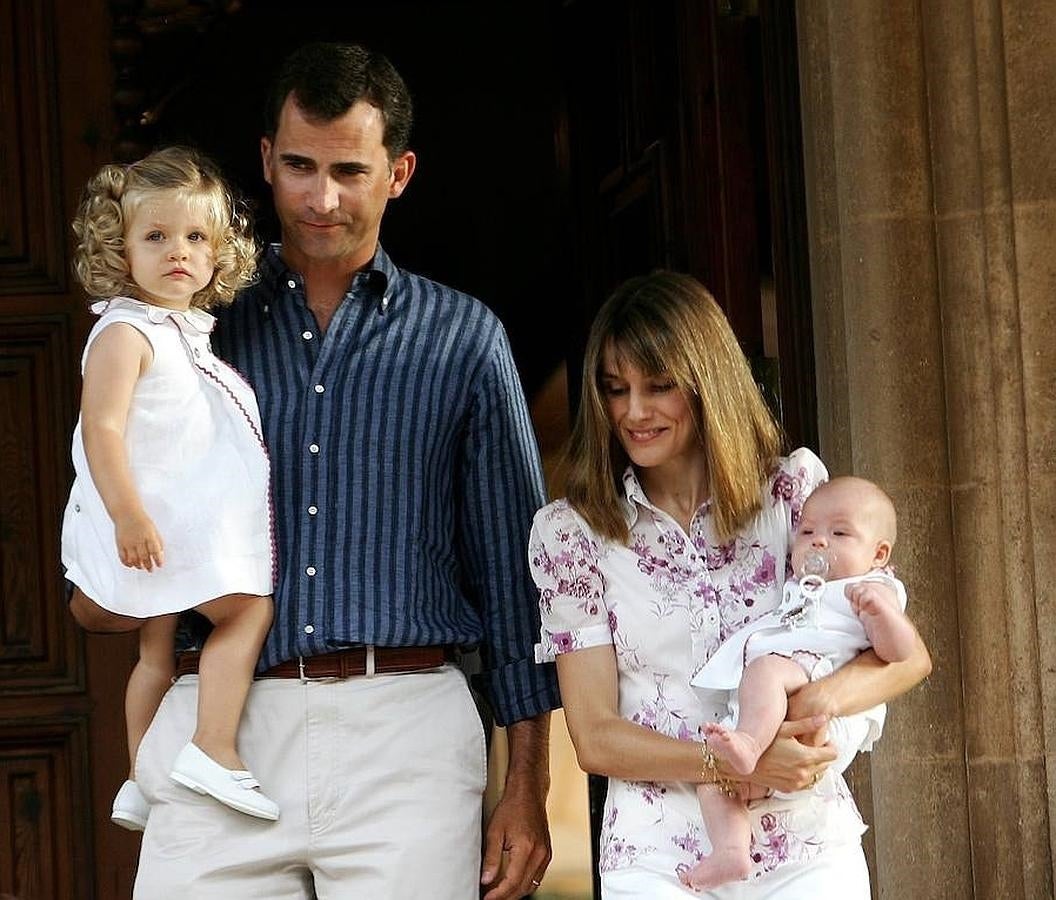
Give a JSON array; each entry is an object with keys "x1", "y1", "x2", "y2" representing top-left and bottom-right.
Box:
[{"x1": 61, "y1": 297, "x2": 273, "y2": 616}]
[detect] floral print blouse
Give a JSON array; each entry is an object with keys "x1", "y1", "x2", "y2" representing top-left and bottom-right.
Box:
[{"x1": 529, "y1": 448, "x2": 869, "y2": 882}]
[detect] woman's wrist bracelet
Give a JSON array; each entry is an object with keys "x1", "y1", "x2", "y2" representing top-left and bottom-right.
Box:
[{"x1": 699, "y1": 738, "x2": 738, "y2": 798}]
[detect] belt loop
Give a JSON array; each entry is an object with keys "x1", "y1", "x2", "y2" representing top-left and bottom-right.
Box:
[
  {"x1": 298, "y1": 656, "x2": 307, "y2": 683},
  {"x1": 365, "y1": 644, "x2": 376, "y2": 678}
]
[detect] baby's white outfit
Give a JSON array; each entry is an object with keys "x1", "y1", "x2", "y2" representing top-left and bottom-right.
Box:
[
  {"x1": 692, "y1": 572, "x2": 906, "y2": 742},
  {"x1": 61, "y1": 297, "x2": 273, "y2": 615}
]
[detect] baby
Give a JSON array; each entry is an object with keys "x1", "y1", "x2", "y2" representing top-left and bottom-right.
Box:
[{"x1": 683, "y1": 476, "x2": 918, "y2": 890}]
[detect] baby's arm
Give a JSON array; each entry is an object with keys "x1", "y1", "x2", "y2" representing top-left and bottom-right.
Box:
[
  {"x1": 846, "y1": 580, "x2": 918, "y2": 663},
  {"x1": 80, "y1": 323, "x2": 163, "y2": 570}
]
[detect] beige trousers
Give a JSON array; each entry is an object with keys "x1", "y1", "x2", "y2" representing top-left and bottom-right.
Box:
[{"x1": 133, "y1": 664, "x2": 487, "y2": 899}]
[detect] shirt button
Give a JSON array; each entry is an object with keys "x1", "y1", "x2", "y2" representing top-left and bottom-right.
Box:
[
  {"x1": 306, "y1": 566, "x2": 317, "y2": 576},
  {"x1": 381, "y1": 295, "x2": 390, "y2": 311},
  {"x1": 314, "y1": 384, "x2": 325, "y2": 394},
  {"x1": 302, "y1": 330, "x2": 313, "y2": 340},
  {"x1": 307, "y1": 505, "x2": 318, "y2": 515},
  {"x1": 309, "y1": 443, "x2": 319, "y2": 454},
  {"x1": 287, "y1": 279, "x2": 296, "y2": 289},
  {"x1": 304, "y1": 624, "x2": 315, "y2": 634}
]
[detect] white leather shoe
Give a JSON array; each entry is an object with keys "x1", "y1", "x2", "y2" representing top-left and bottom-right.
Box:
[
  {"x1": 111, "y1": 779, "x2": 149, "y2": 831},
  {"x1": 169, "y1": 742, "x2": 279, "y2": 820}
]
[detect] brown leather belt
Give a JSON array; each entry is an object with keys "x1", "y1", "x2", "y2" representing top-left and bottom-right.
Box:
[{"x1": 174, "y1": 645, "x2": 456, "y2": 680}]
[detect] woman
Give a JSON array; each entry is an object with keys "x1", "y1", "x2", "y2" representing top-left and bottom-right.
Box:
[{"x1": 529, "y1": 272, "x2": 930, "y2": 897}]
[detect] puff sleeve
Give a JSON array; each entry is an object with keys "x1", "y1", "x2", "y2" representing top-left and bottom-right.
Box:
[{"x1": 528, "y1": 500, "x2": 612, "y2": 663}]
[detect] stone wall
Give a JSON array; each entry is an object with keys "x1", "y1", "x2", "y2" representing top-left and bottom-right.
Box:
[{"x1": 796, "y1": 1, "x2": 1056, "y2": 896}]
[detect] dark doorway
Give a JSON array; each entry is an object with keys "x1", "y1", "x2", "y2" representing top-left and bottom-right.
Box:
[{"x1": 111, "y1": 0, "x2": 573, "y2": 402}]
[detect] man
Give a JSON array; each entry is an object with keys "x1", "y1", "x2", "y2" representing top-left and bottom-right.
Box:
[{"x1": 132, "y1": 42, "x2": 560, "y2": 899}]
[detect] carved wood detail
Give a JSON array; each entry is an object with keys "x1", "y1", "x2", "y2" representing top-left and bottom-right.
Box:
[
  {"x1": 0, "y1": 716, "x2": 92, "y2": 900},
  {"x1": 0, "y1": 0, "x2": 65, "y2": 295},
  {"x1": 0, "y1": 318, "x2": 82, "y2": 694}
]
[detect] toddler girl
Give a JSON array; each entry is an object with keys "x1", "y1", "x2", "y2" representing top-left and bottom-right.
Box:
[{"x1": 61, "y1": 146, "x2": 278, "y2": 829}]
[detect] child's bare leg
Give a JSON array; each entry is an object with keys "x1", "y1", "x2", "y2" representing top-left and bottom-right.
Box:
[
  {"x1": 191, "y1": 593, "x2": 273, "y2": 770},
  {"x1": 705, "y1": 654, "x2": 809, "y2": 774},
  {"x1": 125, "y1": 614, "x2": 178, "y2": 778},
  {"x1": 69, "y1": 587, "x2": 144, "y2": 633},
  {"x1": 680, "y1": 784, "x2": 752, "y2": 890}
]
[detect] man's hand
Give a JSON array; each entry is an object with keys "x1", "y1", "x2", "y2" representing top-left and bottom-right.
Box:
[
  {"x1": 480, "y1": 783, "x2": 551, "y2": 899},
  {"x1": 480, "y1": 714, "x2": 552, "y2": 899}
]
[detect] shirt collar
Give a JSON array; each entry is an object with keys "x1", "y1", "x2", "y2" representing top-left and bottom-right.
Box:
[
  {"x1": 259, "y1": 243, "x2": 399, "y2": 307},
  {"x1": 620, "y1": 466, "x2": 646, "y2": 528},
  {"x1": 619, "y1": 465, "x2": 712, "y2": 532},
  {"x1": 91, "y1": 296, "x2": 215, "y2": 334}
]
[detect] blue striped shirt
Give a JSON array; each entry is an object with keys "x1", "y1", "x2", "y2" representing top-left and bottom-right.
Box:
[{"x1": 211, "y1": 245, "x2": 559, "y2": 725}]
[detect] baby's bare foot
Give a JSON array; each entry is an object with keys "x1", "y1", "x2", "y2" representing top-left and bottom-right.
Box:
[
  {"x1": 679, "y1": 849, "x2": 751, "y2": 891},
  {"x1": 704, "y1": 723, "x2": 762, "y2": 775}
]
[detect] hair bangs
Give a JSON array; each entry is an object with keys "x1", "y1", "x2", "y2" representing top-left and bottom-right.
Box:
[{"x1": 599, "y1": 306, "x2": 695, "y2": 392}]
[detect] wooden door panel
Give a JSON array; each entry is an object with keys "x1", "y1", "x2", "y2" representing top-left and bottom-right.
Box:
[
  {"x1": 0, "y1": 319, "x2": 80, "y2": 693},
  {"x1": 0, "y1": 0, "x2": 66, "y2": 295},
  {"x1": 0, "y1": 0, "x2": 138, "y2": 896},
  {"x1": 0, "y1": 717, "x2": 92, "y2": 900}
]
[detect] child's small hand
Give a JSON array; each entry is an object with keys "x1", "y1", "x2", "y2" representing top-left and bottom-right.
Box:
[
  {"x1": 115, "y1": 513, "x2": 164, "y2": 571},
  {"x1": 846, "y1": 580, "x2": 897, "y2": 618}
]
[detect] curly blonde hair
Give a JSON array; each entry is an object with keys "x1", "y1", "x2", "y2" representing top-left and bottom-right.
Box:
[
  {"x1": 72, "y1": 146, "x2": 256, "y2": 309},
  {"x1": 566, "y1": 271, "x2": 783, "y2": 544}
]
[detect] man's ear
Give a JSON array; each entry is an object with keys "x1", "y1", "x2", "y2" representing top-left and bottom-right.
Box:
[
  {"x1": 873, "y1": 540, "x2": 892, "y2": 568},
  {"x1": 261, "y1": 136, "x2": 274, "y2": 185},
  {"x1": 388, "y1": 150, "x2": 416, "y2": 198}
]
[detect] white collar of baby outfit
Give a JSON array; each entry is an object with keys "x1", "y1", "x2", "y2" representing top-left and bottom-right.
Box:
[{"x1": 90, "y1": 296, "x2": 216, "y2": 334}]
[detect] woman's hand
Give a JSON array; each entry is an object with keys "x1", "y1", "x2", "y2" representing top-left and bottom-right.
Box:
[
  {"x1": 749, "y1": 715, "x2": 836, "y2": 793},
  {"x1": 115, "y1": 511, "x2": 164, "y2": 571}
]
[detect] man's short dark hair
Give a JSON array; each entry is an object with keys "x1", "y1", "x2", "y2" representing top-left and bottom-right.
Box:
[{"x1": 265, "y1": 42, "x2": 413, "y2": 158}]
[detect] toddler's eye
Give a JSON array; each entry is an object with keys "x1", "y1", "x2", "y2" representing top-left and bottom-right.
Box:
[
  {"x1": 188, "y1": 231, "x2": 207, "y2": 242},
  {"x1": 146, "y1": 231, "x2": 164, "y2": 241}
]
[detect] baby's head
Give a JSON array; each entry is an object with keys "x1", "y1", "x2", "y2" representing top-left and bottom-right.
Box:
[
  {"x1": 791, "y1": 476, "x2": 897, "y2": 580},
  {"x1": 72, "y1": 146, "x2": 256, "y2": 309}
]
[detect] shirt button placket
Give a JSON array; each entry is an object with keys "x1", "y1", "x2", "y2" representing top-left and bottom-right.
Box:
[{"x1": 305, "y1": 356, "x2": 326, "y2": 594}]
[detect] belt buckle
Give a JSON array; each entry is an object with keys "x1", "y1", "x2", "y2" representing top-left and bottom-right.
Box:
[
  {"x1": 364, "y1": 645, "x2": 376, "y2": 678},
  {"x1": 297, "y1": 655, "x2": 328, "y2": 683}
]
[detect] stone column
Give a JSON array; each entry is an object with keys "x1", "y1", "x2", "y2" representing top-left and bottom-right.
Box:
[{"x1": 796, "y1": 1, "x2": 1056, "y2": 896}]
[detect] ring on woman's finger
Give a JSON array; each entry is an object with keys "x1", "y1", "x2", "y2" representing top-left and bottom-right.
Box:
[{"x1": 810, "y1": 771, "x2": 820, "y2": 787}]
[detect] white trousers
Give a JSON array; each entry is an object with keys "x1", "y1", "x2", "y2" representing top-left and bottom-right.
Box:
[
  {"x1": 601, "y1": 841, "x2": 870, "y2": 899},
  {"x1": 133, "y1": 665, "x2": 487, "y2": 899}
]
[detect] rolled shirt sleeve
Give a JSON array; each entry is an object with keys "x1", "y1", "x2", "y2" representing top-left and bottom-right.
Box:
[{"x1": 458, "y1": 325, "x2": 560, "y2": 725}]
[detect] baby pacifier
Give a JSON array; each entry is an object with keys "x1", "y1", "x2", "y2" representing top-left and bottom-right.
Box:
[{"x1": 798, "y1": 550, "x2": 834, "y2": 601}]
